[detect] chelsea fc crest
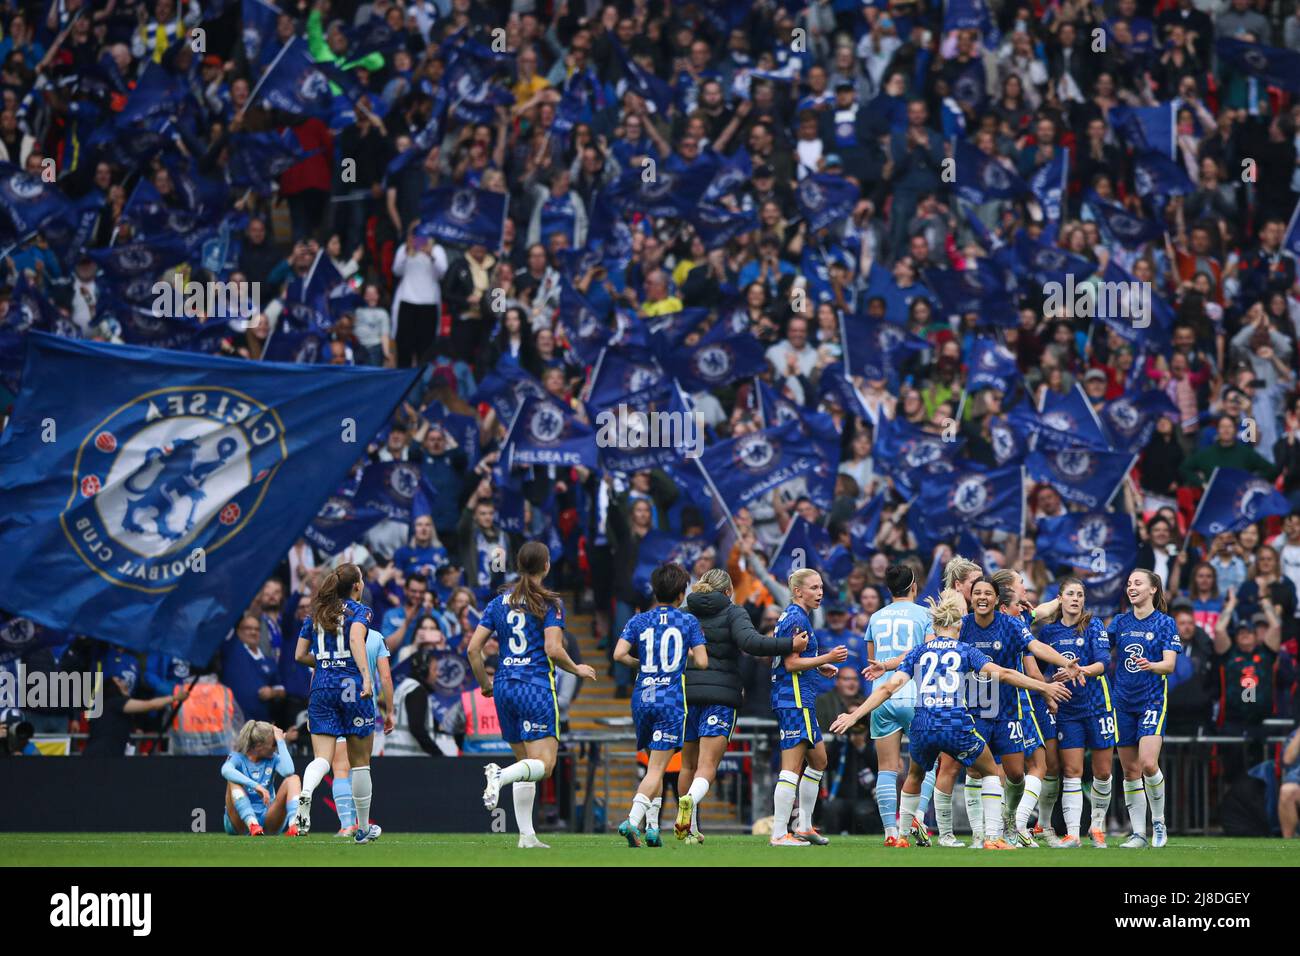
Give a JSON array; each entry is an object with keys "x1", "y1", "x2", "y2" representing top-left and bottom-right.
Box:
[{"x1": 61, "y1": 387, "x2": 287, "y2": 592}]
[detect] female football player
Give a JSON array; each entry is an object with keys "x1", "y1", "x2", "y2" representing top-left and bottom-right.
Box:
[
  {"x1": 221, "y1": 721, "x2": 301, "y2": 836},
  {"x1": 328, "y1": 627, "x2": 395, "y2": 836},
  {"x1": 769, "y1": 569, "x2": 848, "y2": 847},
  {"x1": 832, "y1": 590, "x2": 1071, "y2": 847},
  {"x1": 469, "y1": 541, "x2": 597, "y2": 848},
  {"x1": 293, "y1": 564, "x2": 381, "y2": 844},
  {"x1": 1111, "y1": 569, "x2": 1179, "y2": 848},
  {"x1": 1035, "y1": 577, "x2": 1117, "y2": 846}
]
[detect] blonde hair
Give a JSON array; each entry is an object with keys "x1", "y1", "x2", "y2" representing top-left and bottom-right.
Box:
[
  {"x1": 692, "y1": 568, "x2": 733, "y2": 595},
  {"x1": 944, "y1": 556, "x2": 983, "y2": 590},
  {"x1": 234, "y1": 720, "x2": 275, "y2": 755},
  {"x1": 788, "y1": 567, "x2": 821, "y2": 595},
  {"x1": 927, "y1": 589, "x2": 967, "y2": 630}
]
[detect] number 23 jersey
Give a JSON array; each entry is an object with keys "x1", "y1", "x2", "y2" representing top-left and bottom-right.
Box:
[{"x1": 480, "y1": 593, "x2": 566, "y2": 688}]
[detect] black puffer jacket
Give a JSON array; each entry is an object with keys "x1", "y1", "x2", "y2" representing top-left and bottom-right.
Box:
[{"x1": 684, "y1": 590, "x2": 796, "y2": 708}]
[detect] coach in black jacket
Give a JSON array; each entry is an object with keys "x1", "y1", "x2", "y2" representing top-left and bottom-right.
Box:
[{"x1": 673, "y1": 570, "x2": 806, "y2": 841}]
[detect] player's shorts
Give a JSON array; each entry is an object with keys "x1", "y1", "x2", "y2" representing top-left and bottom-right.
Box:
[
  {"x1": 1018, "y1": 696, "x2": 1050, "y2": 756},
  {"x1": 1057, "y1": 712, "x2": 1118, "y2": 750},
  {"x1": 634, "y1": 699, "x2": 686, "y2": 751},
  {"x1": 684, "y1": 704, "x2": 736, "y2": 742},
  {"x1": 495, "y1": 680, "x2": 559, "y2": 743},
  {"x1": 1116, "y1": 705, "x2": 1166, "y2": 747},
  {"x1": 307, "y1": 681, "x2": 375, "y2": 738},
  {"x1": 910, "y1": 711, "x2": 986, "y2": 772},
  {"x1": 775, "y1": 706, "x2": 821, "y2": 751},
  {"x1": 972, "y1": 714, "x2": 1031, "y2": 761},
  {"x1": 870, "y1": 697, "x2": 915, "y2": 739},
  {"x1": 222, "y1": 804, "x2": 289, "y2": 835},
  {"x1": 1284, "y1": 762, "x2": 1300, "y2": 788}
]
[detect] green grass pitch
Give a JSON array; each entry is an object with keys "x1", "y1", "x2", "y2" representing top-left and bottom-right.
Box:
[{"x1": 3, "y1": 833, "x2": 1298, "y2": 866}]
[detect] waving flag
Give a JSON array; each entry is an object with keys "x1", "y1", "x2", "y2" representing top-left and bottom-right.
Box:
[
  {"x1": 1100, "y1": 388, "x2": 1181, "y2": 454},
  {"x1": 471, "y1": 361, "x2": 547, "y2": 422},
  {"x1": 690, "y1": 203, "x2": 759, "y2": 249},
  {"x1": 645, "y1": 307, "x2": 710, "y2": 351},
  {"x1": 1284, "y1": 198, "x2": 1300, "y2": 260},
  {"x1": 1026, "y1": 448, "x2": 1135, "y2": 509},
  {"x1": 633, "y1": 530, "x2": 711, "y2": 596},
  {"x1": 613, "y1": 42, "x2": 673, "y2": 114},
  {"x1": 847, "y1": 492, "x2": 886, "y2": 559},
  {"x1": 1027, "y1": 148, "x2": 1069, "y2": 222},
  {"x1": 1085, "y1": 191, "x2": 1161, "y2": 247},
  {"x1": 242, "y1": 0, "x2": 282, "y2": 71},
  {"x1": 416, "y1": 185, "x2": 508, "y2": 248},
  {"x1": 1002, "y1": 231, "x2": 1094, "y2": 287},
  {"x1": 1036, "y1": 512, "x2": 1138, "y2": 572},
  {"x1": 249, "y1": 37, "x2": 342, "y2": 119},
  {"x1": 0, "y1": 334, "x2": 418, "y2": 662},
  {"x1": 584, "y1": 346, "x2": 667, "y2": 412},
  {"x1": 1008, "y1": 384, "x2": 1111, "y2": 452},
  {"x1": 917, "y1": 463, "x2": 1025, "y2": 538},
  {"x1": 769, "y1": 516, "x2": 853, "y2": 584},
  {"x1": 1109, "y1": 103, "x2": 1175, "y2": 158},
  {"x1": 841, "y1": 314, "x2": 930, "y2": 384},
  {"x1": 797, "y1": 174, "x2": 859, "y2": 233},
  {"x1": 305, "y1": 461, "x2": 435, "y2": 556},
  {"x1": 608, "y1": 156, "x2": 717, "y2": 218},
  {"x1": 703, "y1": 148, "x2": 752, "y2": 203},
  {"x1": 698, "y1": 420, "x2": 831, "y2": 513},
  {"x1": 924, "y1": 261, "x2": 1017, "y2": 325},
  {"x1": 1216, "y1": 38, "x2": 1300, "y2": 94},
  {"x1": 227, "y1": 130, "x2": 316, "y2": 194},
  {"x1": 557, "y1": 283, "x2": 614, "y2": 364},
  {"x1": 0, "y1": 164, "x2": 74, "y2": 241},
  {"x1": 954, "y1": 140, "x2": 1027, "y2": 206},
  {"x1": 1133, "y1": 151, "x2": 1194, "y2": 206},
  {"x1": 443, "y1": 41, "x2": 515, "y2": 124},
  {"x1": 503, "y1": 395, "x2": 599, "y2": 470},
  {"x1": 672, "y1": 323, "x2": 766, "y2": 393},
  {"x1": 873, "y1": 415, "x2": 966, "y2": 500},
  {"x1": 967, "y1": 337, "x2": 1020, "y2": 393},
  {"x1": 1189, "y1": 467, "x2": 1291, "y2": 536},
  {"x1": 944, "y1": 0, "x2": 1000, "y2": 41}
]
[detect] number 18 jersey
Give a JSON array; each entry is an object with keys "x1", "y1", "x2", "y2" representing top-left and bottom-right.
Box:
[{"x1": 480, "y1": 593, "x2": 566, "y2": 688}]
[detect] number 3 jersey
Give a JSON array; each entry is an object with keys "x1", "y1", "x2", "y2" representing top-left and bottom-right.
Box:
[
  {"x1": 622, "y1": 605, "x2": 706, "y2": 709},
  {"x1": 1108, "y1": 608, "x2": 1180, "y2": 713},
  {"x1": 480, "y1": 593, "x2": 566, "y2": 688},
  {"x1": 298, "y1": 599, "x2": 373, "y2": 689}
]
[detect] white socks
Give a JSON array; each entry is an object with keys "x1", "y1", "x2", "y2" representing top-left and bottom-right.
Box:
[
  {"x1": 1124, "y1": 779, "x2": 1148, "y2": 836},
  {"x1": 302, "y1": 757, "x2": 329, "y2": 797},
  {"x1": 1091, "y1": 775, "x2": 1113, "y2": 832},
  {"x1": 1039, "y1": 774, "x2": 1060, "y2": 831},
  {"x1": 935, "y1": 788, "x2": 954, "y2": 839},
  {"x1": 648, "y1": 797, "x2": 662, "y2": 830},
  {"x1": 1004, "y1": 777, "x2": 1024, "y2": 829},
  {"x1": 351, "y1": 766, "x2": 372, "y2": 830},
  {"x1": 981, "y1": 776, "x2": 1004, "y2": 842},
  {"x1": 964, "y1": 778, "x2": 984, "y2": 842},
  {"x1": 773, "y1": 770, "x2": 799, "y2": 838},
  {"x1": 1144, "y1": 771, "x2": 1166, "y2": 823},
  {"x1": 500, "y1": 758, "x2": 545, "y2": 786},
  {"x1": 629, "y1": 793, "x2": 651, "y2": 828},
  {"x1": 1015, "y1": 774, "x2": 1042, "y2": 830},
  {"x1": 899, "y1": 790, "x2": 922, "y2": 831},
  {"x1": 1061, "y1": 776, "x2": 1083, "y2": 838},
  {"x1": 798, "y1": 768, "x2": 824, "y2": 832},
  {"x1": 687, "y1": 777, "x2": 709, "y2": 805},
  {"x1": 513, "y1": 782, "x2": 536, "y2": 837}
]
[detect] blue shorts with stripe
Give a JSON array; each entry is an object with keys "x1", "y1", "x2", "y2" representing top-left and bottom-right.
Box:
[
  {"x1": 684, "y1": 704, "x2": 736, "y2": 742},
  {"x1": 870, "y1": 697, "x2": 915, "y2": 739},
  {"x1": 910, "y1": 710, "x2": 986, "y2": 772},
  {"x1": 972, "y1": 714, "x2": 1033, "y2": 761},
  {"x1": 1057, "y1": 713, "x2": 1118, "y2": 750},
  {"x1": 495, "y1": 680, "x2": 559, "y2": 742},
  {"x1": 307, "y1": 684, "x2": 375, "y2": 738},
  {"x1": 1021, "y1": 695, "x2": 1054, "y2": 755},
  {"x1": 775, "y1": 707, "x2": 821, "y2": 750},
  {"x1": 634, "y1": 699, "x2": 686, "y2": 751},
  {"x1": 1116, "y1": 705, "x2": 1166, "y2": 747}
]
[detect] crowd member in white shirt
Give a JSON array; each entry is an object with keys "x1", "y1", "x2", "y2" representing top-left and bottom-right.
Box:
[
  {"x1": 764, "y1": 316, "x2": 819, "y2": 404},
  {"x1": 391, "y1": 226, "x2": 448, "y2": 368}
]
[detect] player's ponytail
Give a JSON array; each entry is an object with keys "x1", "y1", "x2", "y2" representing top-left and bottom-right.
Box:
[
  {"x1": 234, "y1": 720, "x2": 274, "y2": 754},
  {"x1": 311, "y1": 563, "x2": 361, "y2": 635},
  {"x1": 508, "y1": 541, "x2": 559, "y2": 619},
  {"x1": 692, "y1": 568, "x2": 733, "y2": 596}
]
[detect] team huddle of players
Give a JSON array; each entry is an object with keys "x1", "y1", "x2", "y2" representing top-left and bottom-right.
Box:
[{"x1": 215, "y1": 540, "x2": 1180, "y2": 852}]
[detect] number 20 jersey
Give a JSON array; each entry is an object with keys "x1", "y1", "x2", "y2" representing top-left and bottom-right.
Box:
[{"x1": 480, "y1": 593, "x2": 566, "y2": 688}]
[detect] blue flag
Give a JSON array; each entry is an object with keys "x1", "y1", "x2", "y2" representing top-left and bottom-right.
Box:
[
  {"x1": 609, "y1": 156, "x2": 717, "y2": 218},
  {"x1": 416, "y1": 185, "x2": 507, "y2": 248},
  {"x1": 703, "y1": 148, "x2": 751, "y2": 203},
  {"x1": 796, "y1": 174, "x2": 859, "y2": 234},
  {"x1": 950, "y1": 58, "x2": 988, "y2": 111},
  {"x1": 1133, "y1": 151, "x2": 1194, "y2": 206},
  {"x1": 1010, "y1": 384, "x2": 1111, "y2": 452},
  {"x1": 1036, "y1": 512, "x2": 1138, "y2": 572},
  {"x1": 1216, "y1": 38, "x2": 1300, "y2": 94},
  {"x1": 241, "y1": 0, "x2": 282, "y2": 71},
  {"x1": 873, "y1": 415, "x2": 966, "y2": 496},
  {"x1": 917, "y1": 463, "x2": 1025, "y2": 537},
  {"x1": 1027, "y1": 148, "x2": 1069, "y2": 223},
  {"x1": 690, "y1": 203, "x2": 759, "y2": 250},
  {"x1": 967, "y1": 337, "x2": 1021, "y2": 393},
  {"x1": 847, "y1": 492, "x2": 886, "y2": 559},
  {"x1": 944, "y1": 0, "x2": 999, "y2": 41},
  {"x1": 227, "y1": 130, "x2": 315, "y2": 195},
  {"x1": 1284, "y1": 198, "x2": 1300, "y2": 260},
  {"x1": 613, "y1": 42, "x2": 673, "y2": 114},
  {"x1": 633, "y1": 530, "x2": 710, "y2": 598},
  {"x1": 1109, "y1": 104, "x2": 1175, "y2": 158},
  {"x1": 250, "y1": 37, "x2": 339, "y2": 118},
  {"x1": 769, "y1": 516, "x2": 852, "y2": 585},
  {"x1": 471, "y1": 362, "x2": 548, "y2": 430},
  {"x1": 1100, "y1": 388, "x2": 1181, "y2": 454},
  {"x1": 671, "y1": 323, "x2": 767, "y2": 393},
  {"x1": 503, "y1": 395, "x2": 599, "y2": 470},
  {"x1": 841, "y1": 314, "x2": 930, "y2": 384},
  {"x1": 924, "y1": 261, "x2": 1018, "y2": 326},
  {"x1": 1084, "y1": 189, "x2": 1164, "y2": 248},
  {"x1": 0, "y1": 334, "x2": 418, "y2": 662},
  {"x1": 305, "y1": 460, "x2": 433, "y2": 556},
  {"x1": 1026, "y1": 448, "x2": 1135, "y2": 509},
  {"x1": 954, "y1": 140, "x2": 1027, "y2": 206},
  {"x1": 698, "y1": 420, "x2": 832, "y2": 514},
  {"x1": 584, "y1": 346, "x2": 667, "y2": 413},
  {"x1": 0, "y1": 163, "x2": 74, "y2": 240},
  {"x1": 1189, "y1": 467, "x2": 1291, "y2": 537}
]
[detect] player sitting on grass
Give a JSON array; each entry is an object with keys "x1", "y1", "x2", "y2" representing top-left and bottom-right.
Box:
[
  {"x1": 222, "y1": 721, "x2": 302, "y2": 836},
  {"x1": 833, "y1": 590, "x2": 1072, "y2": 849},
  {"x1": 613, "y1": 562, "x2": 707, "y2": 847}
]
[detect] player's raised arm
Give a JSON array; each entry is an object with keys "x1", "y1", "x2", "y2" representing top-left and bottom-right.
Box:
[
  {"x1": 980, "y1": 661, "x2": 1071, "y2": 703},
  {"x1": 829, "y1": 671, "x2": 908, "y2": 734},
  {"x1": 1026, "y1": 637, "x2": 1083, "y2": 679}
]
